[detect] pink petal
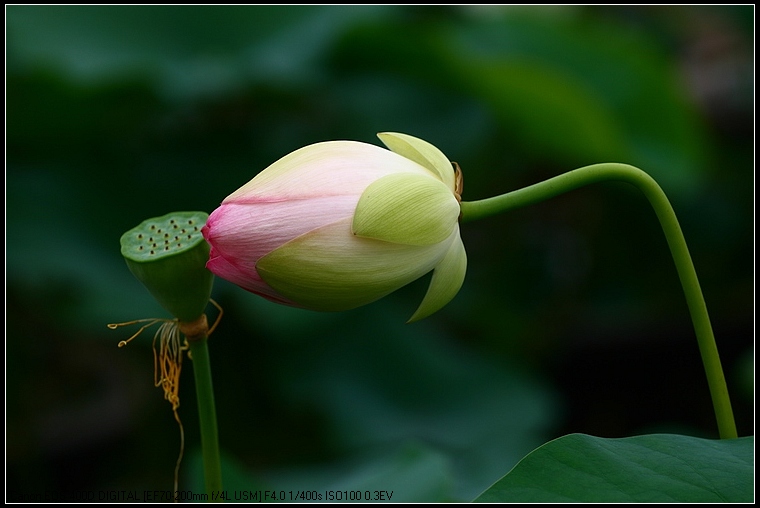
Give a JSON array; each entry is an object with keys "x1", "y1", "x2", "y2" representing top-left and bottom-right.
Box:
[
  {"x1": 203, "y1": 194, "x2": 360, "y2": 303},
  {"x1": 223, "y1": 141, "x2": 433, "y2": 204}
]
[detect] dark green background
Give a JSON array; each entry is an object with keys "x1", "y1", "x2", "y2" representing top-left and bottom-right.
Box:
[{"x1": 6, "y1": 5, "x2": 753, "y2": 502}]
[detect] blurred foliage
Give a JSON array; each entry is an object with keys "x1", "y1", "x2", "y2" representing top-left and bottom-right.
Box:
[{"x1": 6, "y1": 5, "x2": 753, "y2": 502}]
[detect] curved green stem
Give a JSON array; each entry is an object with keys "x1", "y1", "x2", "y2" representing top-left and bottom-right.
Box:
[
  {"x1": 188, "y1": 336, "x2": 224, "y2": 496},
  {"x1": 460, "y1": 163, "x2": 737, "y2": 439}
]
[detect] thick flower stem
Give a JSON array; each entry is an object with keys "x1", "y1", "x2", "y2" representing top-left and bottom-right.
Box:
[
  {"x1": 187, "y1": 336, "x2": 224, "y2": 496},
  {"x1": 460, "y1": 163, "x2": 737, "y2": 440}
]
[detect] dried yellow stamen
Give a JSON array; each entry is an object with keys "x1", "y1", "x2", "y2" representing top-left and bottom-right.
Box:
[
  {"x1": 107, "y1": 299, "x2": 222, "y2": 497},
  {"x1": 152, "y1": 320, "x2": 187, "y2": 411},
  {"x1": 108, "y1": 317, "x2": 185, "y2": 494}
]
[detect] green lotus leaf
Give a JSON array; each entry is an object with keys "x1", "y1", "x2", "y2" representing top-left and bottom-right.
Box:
[{"x1": 474, "y1": 433, "x2": 754, "y2": 503}]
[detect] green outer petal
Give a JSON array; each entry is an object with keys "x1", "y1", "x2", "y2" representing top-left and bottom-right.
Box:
[
  {"x1": 408, "y1": 228, "x2": 467, "y2": 323},
  {"x1": 377, "y1": 132, "x2": 456, "y2": 190},
  {"x1": 352, "y1": 172, "x2": 460, "y2": 246},
  {"x1": 257, "y1": 218, "x2": 451, "y2": 312}
]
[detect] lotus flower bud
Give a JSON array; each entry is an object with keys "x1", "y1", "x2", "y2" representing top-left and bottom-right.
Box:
[{"x1": 202, "y1": 132, "x2": 466, "y2": 322}]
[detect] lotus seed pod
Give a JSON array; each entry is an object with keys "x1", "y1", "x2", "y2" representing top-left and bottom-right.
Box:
[{"x1": 120, "y1": 211, "x2": 214, "y2": 322}]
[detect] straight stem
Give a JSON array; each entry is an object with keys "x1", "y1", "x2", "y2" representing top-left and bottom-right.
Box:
[{"x1": 188, "y1": 336, "x2": 224, "y2": 495}]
